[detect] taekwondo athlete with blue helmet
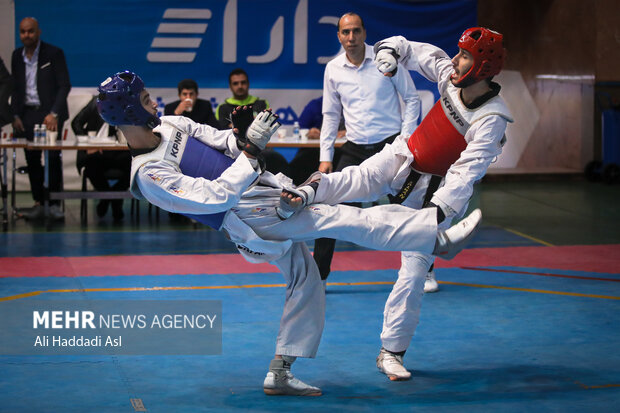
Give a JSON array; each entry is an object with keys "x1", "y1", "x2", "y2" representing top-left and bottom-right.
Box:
[
  {"x1": 96, "y1": 70, "x2": 482, "y2": 396},
  {"x1": 286, "y1": 27, "x2": 511, "y2": 382}
]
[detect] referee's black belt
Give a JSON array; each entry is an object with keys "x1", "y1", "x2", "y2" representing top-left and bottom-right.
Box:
[
  {"x1": 347, "y1": 132, "x2": 399, "y2": 152},
  {"x1": 24, "y1": 104, "x2": 41, "y2": 110}
]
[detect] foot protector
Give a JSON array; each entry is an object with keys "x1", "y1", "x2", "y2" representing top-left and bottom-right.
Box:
[
  {"x1": 263, "y1": 359, "x2": 322, "y2": 396},
  {"x1": 276, "y1": 182, "x2": 318, "y2": 220},
  {"x1": 433, "y1": 208, "x2": 482, "y2": 260},
  {"x1": 376, "y1": 348, "x2": 411, "y2": 381},
  {"x1": 424, "y1": 269, "x2": 439, "y2": 293}
]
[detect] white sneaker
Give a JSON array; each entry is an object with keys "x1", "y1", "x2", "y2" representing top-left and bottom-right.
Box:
[
  {"x1": 263, "y1": 359, "x2": 322, "y2": 396},
  {"x1": 376, "y1": 348, "x2": 411, "y2": 381},
  {"x1": 424, "y1": 270, "x2": 439, "y2": 293},
  {"x1": 433, "y1": 209, "x2": 482, "y2": 260}
]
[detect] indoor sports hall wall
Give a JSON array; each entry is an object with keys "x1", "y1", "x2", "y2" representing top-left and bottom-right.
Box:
[{"x1": 479, "y1": 0, "x2": 620, "y2": 173}]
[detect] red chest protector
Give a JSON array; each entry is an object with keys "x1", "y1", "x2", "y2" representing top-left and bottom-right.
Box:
[{"x1": 408, "y1": 96, "x2": 469, "y2": 177}]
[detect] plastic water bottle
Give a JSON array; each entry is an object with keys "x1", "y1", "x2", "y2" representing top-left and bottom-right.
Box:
[
  {"x1": 293, "y1": 121, "x2": 300, "y2": 140},
  {"x1": 40, "y1": 124, "x2": 47, "y2": 143},
  {"x1": 33, "y1": 124, "x2": 40, "y2": 143}
]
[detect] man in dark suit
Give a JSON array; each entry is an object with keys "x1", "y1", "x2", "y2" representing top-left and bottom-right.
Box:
[
  {"x1": 11, "y1": 17, "x2": 71, "y2": 220},
  {"x1": 164, "y1": 79, "x2": 219, "y2": 128}
]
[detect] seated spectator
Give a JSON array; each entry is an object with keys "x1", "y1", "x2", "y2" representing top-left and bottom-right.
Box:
[
  {"x1": 71, "y1": 96, "x2": 131, "y2": 221},
  {"x1": 215, "y1": 68, "x2": 269, "y2": 129},
  {"x1": 164, "y1": 79, "x2": 220, "y2": 223},
  {"x1": 216, "y1": 68, "x2": 289, "y2": 176},
  {"x1": 288, "y1": 96, "x2": 344, "y2": 186},
  {"x1": 164, "y1": 79, "x2": 219, "y2": 129}
]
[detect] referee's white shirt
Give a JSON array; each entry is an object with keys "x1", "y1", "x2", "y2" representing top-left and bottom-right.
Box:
[{"x1": 320, "y1": 44, "x2": 420, "y2": 163}]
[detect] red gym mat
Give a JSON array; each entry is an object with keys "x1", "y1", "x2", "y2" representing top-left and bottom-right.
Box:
[{"x1": 1, "y1": 244, "x2": 619, "y2": 278}]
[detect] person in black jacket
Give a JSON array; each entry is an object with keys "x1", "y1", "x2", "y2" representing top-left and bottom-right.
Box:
[
  {"x1": 71, "y1": 96, "x2": 131, "y2": 220},
  {"x1": 0, "y1": 57, "x2": 12, "y2": 127},
  {"x1": 164, "y1": 79, "x2": 219, "y2": 129},
  {"x1": 11, "y1": 17, "x2": 71, "y2": 220}
]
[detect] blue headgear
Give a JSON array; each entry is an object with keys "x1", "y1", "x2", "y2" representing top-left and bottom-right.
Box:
[{"x1": 96, "y1": 70, "x2": 161, "y2": 129}]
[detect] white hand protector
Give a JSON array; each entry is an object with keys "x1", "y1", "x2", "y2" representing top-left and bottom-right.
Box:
[
  {"x1": 373, "y1": 40, "x2": 401, "y2": 75},
  {"x1": 246, "y1": 110, "x2": 280, "y2": 151},
  {"x1": 375, "y1": 49, "x2": 398, "y2": 75}
]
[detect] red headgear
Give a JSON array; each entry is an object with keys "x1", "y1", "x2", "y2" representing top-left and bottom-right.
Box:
[{"x1": 455, "y1": 27, "x2": 504, "y2": 87}]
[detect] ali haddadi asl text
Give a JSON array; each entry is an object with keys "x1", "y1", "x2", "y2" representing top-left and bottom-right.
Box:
[{"x1": 33, "y1": 335, "x2": 122, "y2": 347}]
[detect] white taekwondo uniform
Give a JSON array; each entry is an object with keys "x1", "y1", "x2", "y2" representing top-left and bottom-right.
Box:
[
  {"x1": 129, "y1": 115, "x2": 440, "y2": 358},
  {"x1": 313, "y1": 38, "x2": 514, "y2": 352}
]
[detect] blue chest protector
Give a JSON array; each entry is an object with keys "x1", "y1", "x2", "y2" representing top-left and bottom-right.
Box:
[{"x1": 177, "y1": 137, "x2": 235, "y2": 229}]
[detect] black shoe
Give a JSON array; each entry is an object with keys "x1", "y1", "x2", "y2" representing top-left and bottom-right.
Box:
[
  {"x1": 112, "y1": 201, "x2": 124, "y2": 221},
  {"x1": 96, "y1": 200, "x2": 110, "y2": 218},
  {"x1": 16, "y1": 204, "x2": 38, "y2": 214},
  {"x1": 21, "y1": 204, "x2": 44, "y2": 220}
]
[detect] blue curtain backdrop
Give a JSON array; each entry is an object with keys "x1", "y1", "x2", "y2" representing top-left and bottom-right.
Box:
[{"x1": 15, "y1": 0, "x2": 476, "y2": 98}]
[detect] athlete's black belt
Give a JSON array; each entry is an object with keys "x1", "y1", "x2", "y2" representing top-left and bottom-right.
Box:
[{"x1": 389, "y1": 167, "x2": 443, "y2": 207}]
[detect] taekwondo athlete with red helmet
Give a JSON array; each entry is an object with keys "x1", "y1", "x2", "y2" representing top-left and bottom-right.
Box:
[
  {"x1": 288, "y1": 27, "x2": 513, "y2": 381},
  {"x1": 96, "y1": 70, "x2": 483, "y2": 396}
]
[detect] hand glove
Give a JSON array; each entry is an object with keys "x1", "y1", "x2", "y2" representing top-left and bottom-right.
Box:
[
  {"x1": 231, "y1": 105, "x2": 254, "y2": 143},
  {"x1": 243, "y1": 109, "x2": 280, "y2": 156},
  {"x1": 373, "y1": 40, "x2": 400, "y2": 76}
]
